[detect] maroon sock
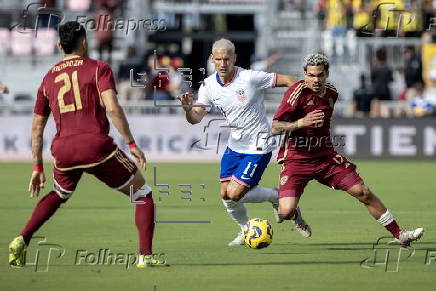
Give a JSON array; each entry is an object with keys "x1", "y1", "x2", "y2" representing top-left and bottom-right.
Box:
[
  {"x1": 20, "y1": 191, "x2": 66, "y2": 245},
  {"x1": 385, "y1": 220, "x2": 401, "y2": 239},
  {"x1": 135, "y1": 193, "x2": 155, "y2": 255}
]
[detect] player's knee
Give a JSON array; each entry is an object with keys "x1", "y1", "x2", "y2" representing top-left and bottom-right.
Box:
[
  {"x1": 220, "y1": 190, "x2": 230, "y2": 200},
  {"x1": 53, "y1": 185, "x2": 73, "y2": 201},
  {"x1": 227, "y1": 189, "x2": 243, "y2": 201},
  {"x1": 350, "y1": 184, "x2": 373, "y2": 204},
  {"x1": 279, "y1": 205, "x2": 296, "y2": 219}
]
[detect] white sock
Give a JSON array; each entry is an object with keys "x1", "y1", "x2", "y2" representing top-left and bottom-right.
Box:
[
  {"x1": 222, "y1": 199, "x2": 249, "y2": 229},
  {"x1": 238, "y1": 186, "x2": 278, "y2": 204},
  {"x1": 377, "y1": 209, "x2": 394, "y2": 226}
]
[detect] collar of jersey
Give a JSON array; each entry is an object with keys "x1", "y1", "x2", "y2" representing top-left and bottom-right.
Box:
[
  {"x1": 216, "y1": 67, "x2": 239, "y2": 87},
  {"x1": 63, "y1": 55, "x2": 82, "y2": 61}
]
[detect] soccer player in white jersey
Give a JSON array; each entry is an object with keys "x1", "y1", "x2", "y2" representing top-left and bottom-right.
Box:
[{"x1": 178, "y1": 39, "x2": 312, "y2": 246}]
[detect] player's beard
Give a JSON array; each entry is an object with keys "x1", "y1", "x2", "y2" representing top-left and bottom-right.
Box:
[{"x1": 312, "y1": 83, "x2": 325, "y2": 94}]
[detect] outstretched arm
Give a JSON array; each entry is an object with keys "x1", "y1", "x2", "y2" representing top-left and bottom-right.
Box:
[
  {"x1": 177, "y1": 92, "x2": 208, "y2": 125},
  {"x1": 29, "y1": 114, "x2": 48, "y2": 197},
  {"x1": 101, "y1": 89, "x2": 146, "y2": 169},
  {"x1": 275, "y1": 74, "x2": 296, "y2": 88}
]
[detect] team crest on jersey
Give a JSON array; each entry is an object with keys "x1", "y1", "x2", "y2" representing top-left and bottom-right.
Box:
[
  {"x1": 307, "y1": 100, "x2": 314, "y2": 106},
  {"x1": 280, "y1": 175, "x2": 288, "y2": 185},
  {"x1": 235, "y1": 89, "x2": 246, "y2": 101}
]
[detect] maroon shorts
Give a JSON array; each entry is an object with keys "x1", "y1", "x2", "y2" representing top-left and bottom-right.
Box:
[
  {"x1": 279, "y1": 153, "x2": 363, "y2": 198},
  {"x1": 53, "y1": 148, "x2": 137, "y2": 198}
]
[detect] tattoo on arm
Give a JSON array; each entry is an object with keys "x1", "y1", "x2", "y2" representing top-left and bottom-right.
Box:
[
  {"x1": 31, "y1": 116, "x2": 48, "y2": 164},
  {"x1": 272, "y1": 120, "x2": 299, "y2": 135}
]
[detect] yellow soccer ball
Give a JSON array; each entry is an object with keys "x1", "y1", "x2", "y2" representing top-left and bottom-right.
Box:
[{"x1": 243, "y1": 218, "x2": 273, "y2": 249}]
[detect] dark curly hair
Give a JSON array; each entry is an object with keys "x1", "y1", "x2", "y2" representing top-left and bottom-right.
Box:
[{"x1": 58, "y1": 21, "x2": 86, "y2": 54}]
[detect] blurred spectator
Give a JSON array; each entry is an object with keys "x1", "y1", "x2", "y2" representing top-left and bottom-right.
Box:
[
  {"x1": 36, "y1": 0, "x2": 61, "y2": 30},
  {"x1": 408, "y1": 82, "x2": 434, "y2": 117},
  {"x1": 168, "y1": 57, "x2": 188, "y2": 97},
  {"x1": 281, "y1": 0, "x2": 307, "y2": 19},
  {"x1": 117, "y1": 46, "x2": 144, "y2": 103},
  {"x1": 325, "y1": 0, "x2": 348, "y2": 62},
  {"x1": 423, "y1": 0, "x2": 436, "y2": 33},
  {"x1": 316, "y1": 0, "x2": 433, "y2": 37},
  {"x1": 0, "y1": 82, "x2": 9, "y2": 95},
  {"x1": 392, "y1": 67, "x2": 406, "y2": 100},
  {"x1": 151, "y1": 55, "x2": 172, "y2": 101},
  {"x1": 315, "y1": 0, "x2": 327, "y2": 30},
  {"x1": 404, "y1": 46, "x2": 423, "y2": 89},
  {"x1": 95, "y1": 1, "x2": 120, "y2": 65},
  {"x1": 370, "y1": 48, "x2": 393, "y2": 117},
  {"x1": 250, "y1": 51, "x2": 281, "y2": 71},
  {"x1": 400, "y1": 0, "x2": 425, "y2": 37},
  {"x1": 422, "y1": 25, "x2": 436, "y2": 44},
  {"x1": 353, "y1": 73, "x2": 375, "y2": 117},
  {"x1": 423, "y1": 72, "x2": 436, "y2": 110},
  {"x1": 352, "y1": 0, "x2": 373, "y2": 36},
  {"x1": 375, "y1": 0, "x2": 404, "y2": 37}
]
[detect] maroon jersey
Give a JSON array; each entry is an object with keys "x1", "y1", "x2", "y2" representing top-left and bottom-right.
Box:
[
  {"x1": 34, "y1": 56, "x2": 117, "y2": 170},
  {"x1": 273, "y1": 80, "x2": 338, "y2": 162}
]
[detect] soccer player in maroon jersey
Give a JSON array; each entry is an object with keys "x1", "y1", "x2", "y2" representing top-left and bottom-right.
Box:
[
  {"x1": 8, "y1": 22, "x2": 168, "y2": 268},
  {"x1": 271, "y1": 53, "x2": 424, "y2": 246}
]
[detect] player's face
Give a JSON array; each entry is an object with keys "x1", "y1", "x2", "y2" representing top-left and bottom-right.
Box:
[
  {"x1": 210, "y1": 49, "x2": 236, "y2": 80},
  {"x1": 304, "y1": 65, "x2": 329, "y2": 94}
]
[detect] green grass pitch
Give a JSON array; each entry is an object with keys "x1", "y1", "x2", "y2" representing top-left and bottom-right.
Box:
[{"x1": 1, "y1": 161, "x2": 435, "y2": 291}]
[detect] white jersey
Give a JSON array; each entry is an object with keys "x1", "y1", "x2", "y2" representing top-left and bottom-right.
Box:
[{"x1": 196, "y1": 66, "x2": 277, "y2": 154}]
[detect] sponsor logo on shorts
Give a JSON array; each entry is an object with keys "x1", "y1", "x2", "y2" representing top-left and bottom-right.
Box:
[{"x1": 280, "y1": 175, "x2": 288, "y2": 185}]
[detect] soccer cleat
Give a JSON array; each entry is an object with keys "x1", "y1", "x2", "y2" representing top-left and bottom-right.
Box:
[
  {"x1": 272, "y1": 188, "x2": 283, "y2": 223},
  {"x1": 395, "y1": 227, "x2": 424, "y2": 247},
  {"x1": 291, "y1": 207, "x2": 312, "y2": 238},
  {"x1": 228, "y1": 231, "x2": 245, "y2": 246},
  {"x1": 136, "y1": 254, "x2": 170, "y2": 268},
  {"x1": 9, "y1": 236, "x2": 27, "y2": 267}
]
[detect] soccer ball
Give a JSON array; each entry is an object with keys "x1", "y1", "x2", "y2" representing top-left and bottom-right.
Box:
[{"x1": 242, "y1": 218, "x2": 273, "y2": 249}]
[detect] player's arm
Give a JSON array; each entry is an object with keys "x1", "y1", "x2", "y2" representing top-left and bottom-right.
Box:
[
  {"x1": 272, "y1": 110, "x2": 325, "y2": 135},
  {"x1": 177, "y1": 92, "x2": 208, "y2": 125},
  {"x1": 28, "y1": 114, "x2": 48, "y2": 197},
  {"x1": 31, "y1": 114, "x2": 48, "y2": 166},
  {"x1": 275, "y1": 74, "x2": 296, "y2": 87},
  {"x1": 0, "y1": 82, "x2": 9, "y2": 94},
  {"x1": 101, "y1": 88, "x2": 146, "y2": 169}
]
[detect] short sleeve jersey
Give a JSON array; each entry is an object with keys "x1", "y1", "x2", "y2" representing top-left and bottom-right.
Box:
[
  {"x1": 273, "y1": 80, "x2": 338, "y2": 162},
  {"x1": 196, "y1": 67, "x2": 277, "y2": 154},
  {"x1": 34, "y1": 56, "x2": 118, "y2": 169}
]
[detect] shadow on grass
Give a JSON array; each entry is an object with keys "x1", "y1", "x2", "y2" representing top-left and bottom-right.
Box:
[{"x1": 176, "y1": 260, "x2": 358, "y2": 266}]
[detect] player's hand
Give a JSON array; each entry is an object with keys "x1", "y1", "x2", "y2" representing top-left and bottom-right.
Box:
[
  {"x1": 28, "y1": 171, "x2": 46, "y2": 198},
  {"x1": 301, "y1": 110, "x2": 325, "y2": 128},
  {"x1": 177, "y1": 92, "x2": 194, "y2": 112},
  {"x1": 130, "y1": 147, "x2": 146, "y2": 170},
  {"x1": 0, "y1": 84, "x2": 9, "y2": 94}
]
